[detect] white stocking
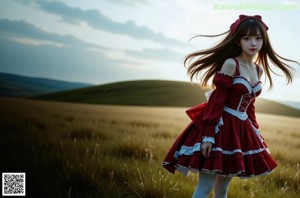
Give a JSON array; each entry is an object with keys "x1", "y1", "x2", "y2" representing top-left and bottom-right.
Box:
[
  {"x1": 213, "y1": 176, "x2": 232, "y2": 198},
  {"x1": 192, "y1": 173, "x2": 216, "y2": 198}
]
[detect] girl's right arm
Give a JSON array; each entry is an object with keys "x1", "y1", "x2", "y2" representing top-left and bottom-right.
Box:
[{"x1": 200, "y1": 59, "x2": 236, "y2": 158}]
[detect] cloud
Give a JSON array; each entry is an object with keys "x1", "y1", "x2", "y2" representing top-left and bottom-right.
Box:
[
  {"x1": 0, "y1": 18, "x2": 185, "y2": 63},
  {"x1": 0, "y1": 37, "x2": 133, "y2": 84},
  {"x1": 16, "y1": 0, "x2": 184, "y2": 47},
  {"x1": 0, "y1": 19, "x2": 109, "y2": 51},
  {"x1": 109, "y1": 0, "x2": 149, "y2": 6},
  {"x1": 126, "y1": 48, "x2": 184, "y2": 62},
  {"x1": 0, "y1": 19, "x2": 150, "y2": 84}
]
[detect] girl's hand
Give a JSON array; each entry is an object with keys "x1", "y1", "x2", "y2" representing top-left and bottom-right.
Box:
[{"x1": 201, "y1": 142, "x2": 212, "y2": 158}]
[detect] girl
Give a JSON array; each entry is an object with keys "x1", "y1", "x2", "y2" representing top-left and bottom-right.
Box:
[{"x1": 162, "y1": 15, "x2": 299, "y2": 198}]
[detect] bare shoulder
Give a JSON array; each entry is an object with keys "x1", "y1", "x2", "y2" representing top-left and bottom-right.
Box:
[{"x1": 220, "y1": 58, "x2": 236, "y2": 76}]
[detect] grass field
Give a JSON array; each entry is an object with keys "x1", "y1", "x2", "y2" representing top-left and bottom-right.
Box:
[{"x1": 1, "y1": 98, "x2": 300, "y2": 197}]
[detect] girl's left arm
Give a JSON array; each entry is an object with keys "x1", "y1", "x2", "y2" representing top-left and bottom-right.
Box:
[{"x1": 201, "y1": 59, "x2": 235, "y2": 140}]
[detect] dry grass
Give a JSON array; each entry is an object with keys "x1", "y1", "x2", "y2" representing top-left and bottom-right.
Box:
[{"x1": 0, "y1": 98, "x2": 299, "y2": 197}]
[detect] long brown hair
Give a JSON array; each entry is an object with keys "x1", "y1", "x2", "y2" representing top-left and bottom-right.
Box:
[{"x1": 184, "y1": 18, "x2": 299, "y2": 88}]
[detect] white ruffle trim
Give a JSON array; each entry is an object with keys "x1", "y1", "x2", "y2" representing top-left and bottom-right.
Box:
[
  {"x1": 212, "y1": 147, "x2": 268, "y2": 155},
  {"x1": 233, "y1": 78, "x2": 253, "y2": 94},
  {"x1": 249, "y1": 121, "x2": 270, "y2": 153},
  {"x1": 202, "y1": 136, "x2": 215, "y2": 144},
  {"x1": 207, "y1": 88, "x2": 224, "y2": 136},
  {"x1": 253, "y1": 83, "x2": 262, "y2": 94},
  {"x1": 215, "y1": 116, "x2": 224, "y2": 134},
  {"x1": 224, "y1": 106, "x2": 248, "y2": 120},
  {"x1": 233, "y1": 77, "x2": 262, "y2": 94},
  {"x1": 204, "y1": 88, "x2": 224, "y2": 136},
  {"x1": 175, "y1": 142, "x2": 268, "y2": 160},
  {"x1": 174, "y1": 164, "x2": 274, "y2": 178},
  {"x1": 216, "y1": 71, "x2": 234, "y2": 78},
  {"x1": 174, "y1": 143, "x2": 201, "y2": 160}
]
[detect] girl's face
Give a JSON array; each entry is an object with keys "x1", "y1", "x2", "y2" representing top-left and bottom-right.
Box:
[{"x1": 239, "y1": 29, "x2": 263, "y2": 57}]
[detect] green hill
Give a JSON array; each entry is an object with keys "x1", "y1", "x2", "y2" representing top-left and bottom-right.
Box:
[
  {"x1": 0, "y1": 72, "x2": 92, "y2": 97},
  {"x1": 34, "y1": 80, "x2": 209, "y2": 106},
  {"x1": 34, "y1": 80, "x2": 300, "y2": 117}
]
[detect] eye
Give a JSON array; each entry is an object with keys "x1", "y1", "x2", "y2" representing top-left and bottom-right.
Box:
[
  {"x1": 256, "y1": 36, "x2": 262, "y2": 40},
  {"x1": 243, "y1": 37, "x2": 250, "y2": 41}
]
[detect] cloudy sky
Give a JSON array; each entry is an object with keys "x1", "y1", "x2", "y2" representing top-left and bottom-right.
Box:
[{"x1": 0, "y1": 0, "x2": 299, "y2": 102}]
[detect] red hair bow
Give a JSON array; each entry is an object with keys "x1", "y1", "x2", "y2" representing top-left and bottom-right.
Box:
[{"x1": 230, "y1": 15, "x2": 269, "y2": 33}]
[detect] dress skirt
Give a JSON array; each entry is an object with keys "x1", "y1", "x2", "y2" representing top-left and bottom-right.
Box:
[{"x1": 162, "y1": 103, "x2": 278, "y2": 178}]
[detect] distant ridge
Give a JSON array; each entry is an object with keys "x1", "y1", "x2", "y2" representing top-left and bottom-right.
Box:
[
  {"x1": 34, "y1": 80, "x2": 210, "y2": 107},
  {"x1": 278, "y1": 100, "x2": 300, "y2": 110},
  {"x1": 34, "y1": 80, "x2": 300, "y2": 118},
  {"x1": 0, "y1": 72, "x2": 92, "y2": 97}
]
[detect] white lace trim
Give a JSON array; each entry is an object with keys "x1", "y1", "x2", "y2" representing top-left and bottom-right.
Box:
[
  {"x1": 215, "y1": 116, "x2": 224, "y2": 134},
  {"x1": 253, "y1": 83, "x2": 262, "y2": 94},
  {"x1": 233, "y1": 78, "x2": 252, "y2": 93},
  {"x1": 216, "y1": 71, "x2": 234, "y2": 78},
  {"x1": 212, "y1": 147, "x2": 267, "y2": 155},
  {"x1": 249, "y1": 121, "x2": 270, "y2": 153},
  {"x1": 173, "y1": 164, "x2": 275, "y2": 178},
  {"x1": 224, "y1": 106, "x2": 248, "y2": 120},
  {"x1": 205, "y1": 88, "x2": 224, "y2": 135},
  {"x1": 175, "y1": 142, "x2": 268, "y2": 159},
  {"x1": 202, "y1": 136, "x2": 215, "y2": 144},
  {"x1": 174, "y1": 143, "x2": 201, "y2": 159},
  {"x1": 233, "y1": 77, "x2": 262, "y2": 94}
]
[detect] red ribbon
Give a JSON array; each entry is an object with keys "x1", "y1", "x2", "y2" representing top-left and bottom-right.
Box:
[{"x1": 230, "y1": 15, "x2": 269, "y2": 33}]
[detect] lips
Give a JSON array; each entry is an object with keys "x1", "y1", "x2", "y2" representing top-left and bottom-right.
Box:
[{"x1": 249, "y1": 48, "x2": 257, "y2": 52}]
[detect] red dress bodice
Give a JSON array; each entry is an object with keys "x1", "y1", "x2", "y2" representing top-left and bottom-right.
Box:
[
  {"x1": 225, "y1": 76, "x2": 262, "y2": 112},
  {"x1": 225, "y1": 59, "x2": 262, "y2": 112}
]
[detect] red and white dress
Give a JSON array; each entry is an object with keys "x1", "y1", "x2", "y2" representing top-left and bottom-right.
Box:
[{"x1": 162, "y1": 58, "x2": 278, "y2": 178}]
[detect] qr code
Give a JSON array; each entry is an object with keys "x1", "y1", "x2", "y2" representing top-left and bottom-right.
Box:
[{"x1": 2, "y1": 173, "x2": 26, "y2": 196}]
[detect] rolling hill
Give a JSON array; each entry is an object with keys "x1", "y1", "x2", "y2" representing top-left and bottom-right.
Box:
[
  {"x1": 34, "y1": 80, "x2": 300, "y2": 118},
  {"x1": 0, "y1": 72, "x2": 92, "y2": 97},
  {"x1": 34, "y1": 80, "x2": 210, "y2": 106}
]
